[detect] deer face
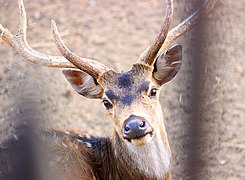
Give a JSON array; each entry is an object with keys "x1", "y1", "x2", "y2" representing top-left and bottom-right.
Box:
[
  {"x1": 101, "y1": 64, "x2": 159, "y2": 146},
  {"x1": 63, "y1": 45, "x2": 182, "y2": 147}
]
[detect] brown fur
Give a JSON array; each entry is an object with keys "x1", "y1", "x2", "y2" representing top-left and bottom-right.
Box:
[
  {"x1": 38, "y1": 62, "x2": 177, "y2": 179},
  {"x1": 1, "y1": 54, "x2": 182, "y2": 179},
  {"x1": 39, "y1": 129, "x2": 171, "y2": 180}
]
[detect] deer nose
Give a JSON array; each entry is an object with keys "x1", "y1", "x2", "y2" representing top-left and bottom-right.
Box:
[{"x1": 123, "y1": 115, "x2": 152, "y2": 140}]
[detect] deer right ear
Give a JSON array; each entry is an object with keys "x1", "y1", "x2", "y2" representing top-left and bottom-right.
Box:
[
  {"x1": 152, "y1": 45, "x2": 182, "y2": 86},
  {"x1": 62, "y1": 69, "x2": 104, "y2": 99}
]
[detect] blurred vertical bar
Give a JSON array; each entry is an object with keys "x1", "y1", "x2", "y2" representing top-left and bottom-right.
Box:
[
  {"x1": 0, "y1": 70, "x2": 42, "y2": 180},
  {"x1": 187, "y1": 1, "x2": 213, "y2": 180},
  {"x1": 188, "y1": 25, "x2": 204, "y2": 180}
]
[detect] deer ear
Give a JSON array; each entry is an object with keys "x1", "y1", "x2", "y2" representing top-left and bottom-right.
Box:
[
  {"x1": 62, "y1": 69, "x2": 104, "y2": 99},
  {"x1": 152, "y1": 45, "x2": 182, "y2": 86}
]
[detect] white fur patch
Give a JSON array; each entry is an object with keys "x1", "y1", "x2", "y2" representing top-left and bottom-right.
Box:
[
  {"x1": 76, "y1": 74, "x2": 102, "y2": 97},
  {"x1": 131, "y1": 134, "x2": 153, "y2": 146},
  {"x1": 125, "y1": 131, "x2": 170, "y2": 179}
]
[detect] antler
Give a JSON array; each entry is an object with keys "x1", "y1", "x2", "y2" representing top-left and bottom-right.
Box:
[
  {"x1": 0, "y1": 0, "x2": 109, "y2": 79},
  {"x1": 139, "y1": 0, "x2": 217, "y2": 65},
  {"x1": 51, "y1": 21, "x2": 109, "y2": 79},
  {"x1": 138, "y1": 0, "x2": 173, "y2": 66},
  {"x1": 160, "y1": 0, "x2": 217, "y2": 54}
]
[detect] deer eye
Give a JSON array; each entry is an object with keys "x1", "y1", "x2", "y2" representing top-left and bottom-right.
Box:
[
  {"x1": 102, "y1": 99, "x2": 113, "y2": 109},
  {"x1": 149, "y1": 88, "x2": 158, "y2": 98}
]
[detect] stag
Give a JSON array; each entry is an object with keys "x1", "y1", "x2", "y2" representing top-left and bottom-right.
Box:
[{"x1": 0, "y1": 0, "x2": 216, "y2": 179}]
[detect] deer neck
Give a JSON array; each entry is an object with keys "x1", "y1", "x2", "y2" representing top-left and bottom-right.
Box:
[{"x1": 112, "y1": 126, "x2": 171, "y2": 179}]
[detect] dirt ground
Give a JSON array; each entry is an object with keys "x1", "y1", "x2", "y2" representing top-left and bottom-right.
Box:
[{"x1": 0, "y1": 0, "x2": 244, "y2": 179}]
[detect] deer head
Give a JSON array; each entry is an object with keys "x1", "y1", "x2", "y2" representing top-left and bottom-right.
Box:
[{"x1": 61, "y1": 44, "x2": 182, "y2": 146}]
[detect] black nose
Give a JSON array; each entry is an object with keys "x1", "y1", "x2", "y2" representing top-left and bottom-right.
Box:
[{"x1": 123, "y1": 115, "x2": 152, "y2": 140}]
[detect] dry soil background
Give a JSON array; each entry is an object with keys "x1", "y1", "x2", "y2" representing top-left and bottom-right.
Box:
[{"x1": 0, "y1": 0, "x2": 244, "y2": 179}]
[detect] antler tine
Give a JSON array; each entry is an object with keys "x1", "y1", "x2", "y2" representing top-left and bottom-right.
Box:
[
  {"x1": 1, "y1": 0, "x2": 109, "y2": 78},
  {"x1": 0, "y1": 0, "x2": 76, "y2": 68},
  {"x1": 142, "y1": 0, "x2": 216, "y2": 58},
  {"x1": 158, "y1": 0, "x2": 217, "y2": 54},
  {"x1": 51, "y1": 20, "x2": 109, "y2": 79},
  {"x1": 138, "y1": 0, "x2": 173, "y2": 66}
]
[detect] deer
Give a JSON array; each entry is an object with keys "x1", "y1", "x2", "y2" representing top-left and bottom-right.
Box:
[{"x1": 0, "y1": 0, "x2": 216, "y2": 179}]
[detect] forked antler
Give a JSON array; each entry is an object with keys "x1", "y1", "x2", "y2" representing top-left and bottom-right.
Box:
[
  {"x1": 139, "y1": 0, "x2": 217, "y2": 65},
  {"x1": 0, "y1": 0, "x2": 109, "y2": 79},
  {"x1": 0, "y1": 0, "x2": 216, "y2": 77},
  {"x1": 160, "y1": 0, "x2": 216, "y2": 52}
]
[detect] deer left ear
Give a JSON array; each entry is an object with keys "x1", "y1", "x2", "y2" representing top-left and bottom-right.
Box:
[
  {"x1": 62, "y1": 69, "x2": 104, "y2": 99},
  {"x1": 152, "y1": 45, "x2": 182, "y2": 86}
]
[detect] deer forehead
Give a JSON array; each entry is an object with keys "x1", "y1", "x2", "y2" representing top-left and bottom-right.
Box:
[
  {"x1": 101, "y1": 64, "x2": 155, "y2": 106},
  {"x1": 105, "y1": 80, "x2": 151, "y2": 106}
]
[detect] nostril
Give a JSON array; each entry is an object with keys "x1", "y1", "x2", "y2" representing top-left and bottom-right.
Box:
[
  {"x1": 139, "y1": 121, "x2": 145, "y2": 128},
  {"x1": 124, "y1": 126, "x2": 130, "y2": 134},
  {"x1": 124, "y1": 126, "x2": 130, "y2": 133}
]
